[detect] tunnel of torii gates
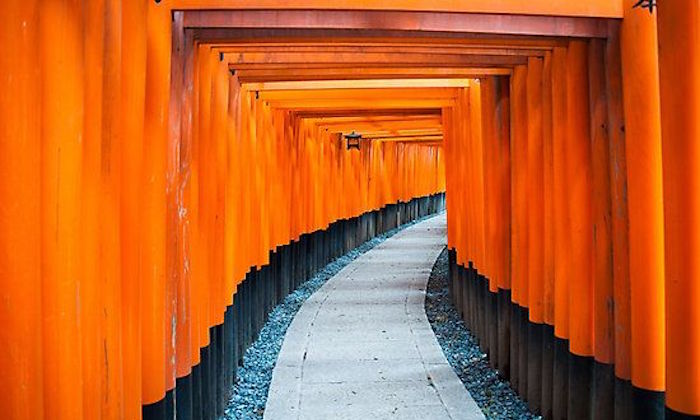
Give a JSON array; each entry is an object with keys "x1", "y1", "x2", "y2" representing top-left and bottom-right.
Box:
[{"x1": 1, "y1": 1, "x2": 699, "y2": 420}]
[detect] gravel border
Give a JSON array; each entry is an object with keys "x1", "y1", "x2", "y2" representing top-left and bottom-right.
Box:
[
  {"x1": 424, "y1": 247, "x2": 541, "y2": 420},
  {"x1": 224, "y1": 213, "x2": 440, "y2": 420}
]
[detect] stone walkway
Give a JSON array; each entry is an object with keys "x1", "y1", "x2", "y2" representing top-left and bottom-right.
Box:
[{"x1": 264, "y1": 214, "x2": 484, "y2": 420}]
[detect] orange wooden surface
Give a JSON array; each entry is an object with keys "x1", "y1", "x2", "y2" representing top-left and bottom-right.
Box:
[
  {"x1": 510, "y1": 65, "x2": 528, "y2": 307},
  {"x1": 169, "y1": 0, "x2": 623, "y2": 18},
  {"x1": 620, "y1": 0, "x2": 666, "y2": 392},
  {"x1": 551, "y1": 46, "x2": 570, "y2": 341},
  {"x1": 589, "y1": 38, "x2": 615, "y2": 365},
  {"x1": 4, "y1": 1, "x2": 700, "y2": 417},
  {"x1": 605, "y1": 21, "x2": 632, "y2": 382},
  {"x1": 658, "y1": 0, "x2": 700, "y2": 413},
  {"x1": 526, "y1": 56, "x2": 544, "y2": 324},
  {"x1": 565, "y1": 40, "x2": 593, "y2": 358},
  {"x1": 141, "y1": 0, "x2": 170, "y2": 404},
  {"x1": 0, "y1": 2, "x2": 43, "y2": 419},
  {"x1": 120, "y1": 1, "x2": 148, "y2": 416},
  {"x1": 541, "y1": 52, "x2": 555, "y2": 326},
  {"x1": 40, "y1": 1, "x2": 85, "y2": 418}
]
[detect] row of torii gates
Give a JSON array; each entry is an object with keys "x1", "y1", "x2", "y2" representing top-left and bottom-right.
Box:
[{"x1": 1, "y1": 1, "x2": 698, "y2": 419}]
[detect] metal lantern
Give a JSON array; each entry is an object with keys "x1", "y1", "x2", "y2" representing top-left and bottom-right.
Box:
[{"x1": 344, "y1": 131, "x2": 362, "y2": 150}]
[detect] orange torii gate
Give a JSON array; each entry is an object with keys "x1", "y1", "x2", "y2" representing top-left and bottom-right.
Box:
[{"x1": 1, "y1": 1, "x2": 698, "y2": 420}]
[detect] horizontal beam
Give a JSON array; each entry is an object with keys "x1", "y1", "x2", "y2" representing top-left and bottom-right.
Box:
[
  {"x1": 234, "y1": 67, "x2": 511, "y2": 82},
  {"x1": 225, "y1": 51, "x2": 529, "y2": 67},
  {"x1": 191, "y1": 28, "x2": 568, "y2": 47},
  {"x1": 369, "y1": 135, "x2": 444, "y2": 142},
  {"x1": 292, "y1": 108, "x2": 442, "y2": 118},
  {"x1": 315, "y1": 120, "x2": 442, "y2": 133},
  {"x1": 215, "y1": 45, "x2": 548, "y2": 56},
  {"x1": 245, "y1": 79, "x2": 473, "y2": 91},
  {"x1": 184, "y1": 10, "x2": 611, "y2": 38},
  {"x1": 349, "y1": 130, "x2": 443, "y2": 138},
  {"x1": 264, "y1": 99, "x2": 455, "y2": 110},
  {"x1": 255, "y1": 87, "x2": 459, "y2": 101},
  {"x1": 208, "y1": 41, "x2": 557, "y2": 50},
  {"x1": 172, "y1": 1, "x2": 622, "y2": 19}
]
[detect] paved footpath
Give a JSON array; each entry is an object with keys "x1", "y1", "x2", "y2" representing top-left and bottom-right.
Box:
[{"x1": 264, "y1": 214, "x2": 484, "y2": 420}]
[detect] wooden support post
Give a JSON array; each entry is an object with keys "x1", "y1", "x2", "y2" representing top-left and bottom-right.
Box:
[
  {"x1": 141, "y1": 0, "x2": 170, "y2": 415},
  {"x1": 604, "y1": 20, "x2": 633, "y2": 420},
  {"x1": 540, "y1": 50, "x2": 555, "y2": 418},
  {"x1": 565, "y1": 39, "x2": 594, "y2": 420},
  {"x1": 620, "y1": 1, "x2": 666, "y2": 416},
  {"x1": 526, "y1": 55, "x2": 545, "y2": 414},
  {"x1": 588, "y1": 37, "x2": 615, "y2": 420},
  {"x1": 120, "y1": 0, "x2": 148, "y2": 416},
  {"x1": 40, "y1": 1, "x2": 86, "y2": 418},
  {"x1": 550, "y1": 45, "x2": 570, "y2": 420},
  {"x1": 0, "y1": 2, "x2": 43, "y2": 419},
  {"x1": 657, "y1": 0, "x2": 700, "y2": 416}
]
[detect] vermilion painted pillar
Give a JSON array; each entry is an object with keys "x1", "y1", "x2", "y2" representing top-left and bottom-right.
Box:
[
  {"x1": 540, "y1": 51, "x2": 556, "y2": 419},
  {"x1": 510, "y1": 64, "x2": 529, "y2": 397},
  {"x1": 565, "y1": 40, "x2": 594, "y2": 419},
  {"x1": 526, "y1": 56, "x2": 545, "y2": 325},
  {"x1": 120, "y1": 1, "x2": 148, "y2": 418},
  {"x1": 510, "y1": 65, "x2": 529, "y2": 310},
  {"x1": 588, "y1": 37, "x2": 615, "y2": 420},
  {"x1": 620, "y1": 1, "x2": 666, "y2": 416},
  {"x1": 657, "y1": 1, "x2": 700, "y2": 416},
  {"x1": 550, "y1": 45, "x2": 570, "y2": 420},
  {"x1": 142, "y1": 0, "x2": 171, "y2": 416},
  {"x1": 525, "y1": 56, "x2": 545, "y2": 414},
  {"x1": 605, "y1": 20, "x2": 633, "y2": 420},
  {"x1": 40, "y1": 1, "x2": 85, "y2": 419},
  {"x1": 0, "y1": 2, "x2": 43, "y2": 419}
]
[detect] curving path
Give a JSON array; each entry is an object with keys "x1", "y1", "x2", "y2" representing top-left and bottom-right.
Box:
[{"x1": 264, "y1": 214, "x2": 484, "y2": 420}]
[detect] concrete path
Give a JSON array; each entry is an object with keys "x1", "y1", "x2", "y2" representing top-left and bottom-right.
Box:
[{"x1": 264, "y1": 214, "x2": 484, "y2": 420}]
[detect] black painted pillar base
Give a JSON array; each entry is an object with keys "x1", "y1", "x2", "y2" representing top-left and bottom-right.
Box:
[
  {"x1": 497, "y1": 289, "x2": 511, "y2": 380},
  {"x1": 176, "y1": 374, "x2": 193, "y2": 420},
  {"x1": 518, "y1": 306, "x2": 529, "y2": 398},
  {"x1": 552, "y1": 337, "x2": 569, "y2": 420},
  {"x1": 593, "y1": 361, "x2": 615, "y2": 419},
  {"x1": 527, "y1": 321, "x2": 543, "y2": 414},
  {"x1": 568, "y1": 353, "x2": 593, "y2": 419},
  {"x1": 541, "y1": 324, "x2": 555, "y2": 419},
  {"x1": 666, "y1": 407, "x2": 700, "y2": 419},
  {"x1": 143, "y1": 397, "x2": 166, "y2": 420},
  {"x1": 632, "y1": 385, "x2": 665, "y2": 420},
  {"x1": 510, "y1": 301, "x2": 520, "y2": 392}
]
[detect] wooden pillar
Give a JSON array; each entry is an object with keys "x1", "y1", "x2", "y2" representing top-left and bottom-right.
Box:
[
  {"x1": 120, "y1": 1, "x2": 147, "y2": 417},
  {"x1": 541, "y1": 50, "x2": 556, "y2": 419},
  {"x1": 526, "y1": 56, "x2": 545, "y2": 414},
  {"x1": 495, "y1": 76, "x2": 512, "y2": 293},
  {"x1": 510, "y1": 65, "x2": 529, "y2": 310},
  {"x1": 0, "y1": 2, "x2": 43, "y2": 419},
  {"x1": 510, "y1": 64, "x2": 529, "y2": 397},
  {"x1": 588, "y1": 37, "x2": 615, "y2": 420},
  {"x1": 526, "y1": 56, "x2": 545, "y2": 325},
  {"x1": 80, "y1": 2, "x2": 106, "y2": 417},
  {"x1": 551, "y1": 45, "x2": 570, "y2": 420},
  {"x1": 39, "y1": 1, "x2": 86, "y2": 419},
  {"x1": 141, "y1": 0, "x2": 170, "y2": 414},
  {"x1": 604, "y1": 20, "x2": 633, "y2": 420},
  {"x1": 620, "y1": 1, "x2": 666, "y2": 415},
  {"x1": 566, "y1": 39, "x2": 594, "y2": 419},
  {"x1": 494, "y1": 76, "x2": 512, "y2": 380},
  {"x1": 657, "y1": 0, "x2": 700, "y2": 416}
]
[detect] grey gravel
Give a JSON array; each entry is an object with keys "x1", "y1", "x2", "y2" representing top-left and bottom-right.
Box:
[
  {"x1": 223, "y1": 214, "x2": 438, "y2": 420},
  {"x1": 424, "y1": 248, "x2": 541, "y2": 420}
]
